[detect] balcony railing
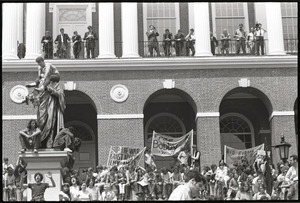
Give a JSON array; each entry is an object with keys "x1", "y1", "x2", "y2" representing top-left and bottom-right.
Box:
[{"x1": 16, "y1": 39, "x2": 298, "y2": 59}]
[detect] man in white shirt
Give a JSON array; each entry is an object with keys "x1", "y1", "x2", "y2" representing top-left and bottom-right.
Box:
[
  {"x1": 247, "y1": 27, "x2": 255, "y2": 55},
  {"x1": 185, "y1": 28, "x2": 196, "y2": 56},
  {"x1": 254, "y1": 23, "x2": 266, "y2": 55},
  {"x1": 286, "y1": 155, "x2": 298, "y2": 185},
  {"x1": 169, "y1": 170, "x2": 206, "y2": 200}
]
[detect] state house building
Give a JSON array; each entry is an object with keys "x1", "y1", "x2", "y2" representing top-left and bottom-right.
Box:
[{"x1": 2, "y1": 2, "x2": 298, "y2": 170}]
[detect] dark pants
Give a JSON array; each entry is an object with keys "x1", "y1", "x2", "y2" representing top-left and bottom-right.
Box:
[
  {"x1": 175, "y1": 42, "x2": 183, "y2": 56},
  {"x1": 19, "y1": 134, "x2": 40, "y2": 149},
  {"x1": 44, "y1": 46, "x2": 53, "y2": 59},
  {"x1": 86, "y1": 47, "x2": 95, "y2": 58},
  {"x1": 211, "y1": 42, "x2": 216, "y2": 55},
  {"x1": 236, "y1": 40, "x2": 246, "y2": 55},
  {"x1": 256, "y1": 37, "x2": 264, "y2": 55},
  {"x1": 53, "y1": 133, "x2": 74, "y2": 151},
  {"x1": 186, "y1": 41, "x2": 195, "y2": 56},
  {"x1": 148, "y1": 43, "x2": 160, "y2": 57},
  {"x1": 73, "y1": 44, "x2": 81, "y2": 59},
  {"x1": 57, "y1": 47, "x2": 67, "y2": 59},
  {"x1": 163, "y1": 42, "x2": 172, "y2": 56}
]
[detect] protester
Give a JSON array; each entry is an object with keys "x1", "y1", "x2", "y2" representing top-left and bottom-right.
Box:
[
  {"x1": 19, "y1": 119, "x2": 41, "y2": 153},
  {"x1": 168, "y1": 170, "x2": 206, "y2": 200},
  {"x1": 76, "y1": 181, "x2": 92, "y2": 201},
  {"x1": 26, "y1": 172, "x2": 56, "y2": 201},
  {"x1": 99, "y1": 183, "x2": 117, "y2": 201},
  {"x1": 70, "y1": 176, "x2": 80, "y2": 201},
  {"x1": 59, "y1": 183, "x2": 71, "y2": 201},
  {"x1": 253, "y1": 184, "x2": 271, "y2": 200}
]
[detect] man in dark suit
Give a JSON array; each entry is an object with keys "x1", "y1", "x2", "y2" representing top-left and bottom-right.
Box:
[
  {"x1": 83, "y1": 26, "x2": 98, "y2": 59},
  {"x1": 72, "y1": 31, "x2": 82, "y2": 59},
  {"x1": 163, "y1": 29, "x2": 173, "y2": 56},
  {"x1": 54, "y1": 28, "x2": 70, "y2": 59}
]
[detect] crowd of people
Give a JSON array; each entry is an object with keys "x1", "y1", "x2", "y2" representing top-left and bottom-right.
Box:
[
  {"x1": 17, "y1": 22, "x2": 268, "y2": 59},
  {"x1": 3, "y1": 148, "x2": 298, "y2": 201},
  {"x1": 145, "y1": 22, "x2": 267, "y2": 57}
]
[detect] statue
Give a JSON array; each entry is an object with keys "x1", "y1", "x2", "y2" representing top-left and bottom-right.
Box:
[
  {"x1": 19, "y1": 119, "x2": 41, "y2": 153},
  {"x1": 22, "y1": 56, "x2": 66, "y2": 148}
]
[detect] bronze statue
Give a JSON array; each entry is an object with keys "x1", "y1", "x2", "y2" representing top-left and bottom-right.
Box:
[{"x1": 22, "y1": 57, "x2": 66, "y2": 148}]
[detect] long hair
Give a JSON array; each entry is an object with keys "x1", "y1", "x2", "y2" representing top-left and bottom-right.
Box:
[{"x1": 27, "y1": 119, "x2": 38, "y2": 129}]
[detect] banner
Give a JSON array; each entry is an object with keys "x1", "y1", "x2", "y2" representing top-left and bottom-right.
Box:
[
  {"x1": 151, "y1": 130, "x2": 193, "y2": 157},
  {"x1": 106, "y1": 146, "x2": 146, "y2": 167},
  {"x1": 224, "y1": 144, "x2": 265, "y2": 168}
]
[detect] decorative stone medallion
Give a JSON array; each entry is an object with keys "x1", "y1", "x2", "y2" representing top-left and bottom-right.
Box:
[
  {"x1": 10, "y1": 85, "x2": 28, "y2": 104},
  {"x1": 110, "y1": 84, "x2": 129, "y2": 103}
]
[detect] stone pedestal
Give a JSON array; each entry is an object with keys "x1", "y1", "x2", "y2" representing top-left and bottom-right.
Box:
[{"x1": 18, "y1": 150, "x2": 68, "y2": 201}]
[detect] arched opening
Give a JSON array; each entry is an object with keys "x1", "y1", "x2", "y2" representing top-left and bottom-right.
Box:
[
  {"x1": 143, "y1": 88, "x2": 196, "y2": 169},
  {"x1": 64, "y1": 90, "x2": 97, "y2": 171},
  {"x1": 219, "y1": 87, "x2": 273, "y2": 158}
]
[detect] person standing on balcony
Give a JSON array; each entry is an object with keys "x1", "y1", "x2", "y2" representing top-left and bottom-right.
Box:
[
  {"x1": 163, "y1": 29, "x2": 173, "y2": 56},
  {"x1": 41, "y1": 31, "x2": 53, "y2": 59},
  {"x1": 210, "y1": 32, "x2": 219, "y2": 55},
  {"x1": 185, "y1": 28, "x2": 196, "y2": 56},
  {"x1": 234, "y1": 24, "x2": 246, "y2": 55},
  {"x1": 174, "y1": 29, "x2": 185, "y2": 56},
  {"x1": 220, "y1": 29, "x2": 231, "y2": 56},
  {"x1": 54, "y1": 28, "x2": 70, "y2": 59},
  {"x1": 255, "y1": 23, "x2": 267, "y2": 56},
  {"x1": 146, "y1": 25, "x2": 161, "y2": 57},
  {"x1": 247, "y1": 27, "x2": 256, "y2": 55},
  {"x1": 84, "y1": 26, "x2": 98, "y2": 59},
  {"x1": 72, "y1": 31, "x2": 82, "y2": 59}
]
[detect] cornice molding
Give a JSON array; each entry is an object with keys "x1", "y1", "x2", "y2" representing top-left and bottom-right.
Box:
[{"x1": 2, "y1": 56, "x2": 297, "y2": 72}]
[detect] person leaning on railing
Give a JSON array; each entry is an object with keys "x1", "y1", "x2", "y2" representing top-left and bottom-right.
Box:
[
  {"x1": 247, "y1": 27, "x2": 256, "y2": 55},
  {"x1": 234, "y1": 23, "x2": 246, "y2": 55},
  {"x1": 41, "y1": 31, "x2": 53, "y2": 59},
  {"x1": 174, "y1": 29, "x2": 185, "y2": 56},
  {"x1": 254, "y1": 23, "x2": 267, "y2": 56},
  {"x1": 54, "y1": 28, "x2": 70, "y2": 59},
  {"x1": 163, "y1": 29, "x2": 173, "y2": 56},
  {"x1": 210, "y1": 32, "x2": 219, "y2": 56},
  {"x1": 220, "y1": 29, "x2": 231, "y2": 56},
  {"x1": 146, "y1": 25, "x2": 161, "y2": 57},
  {"x1": 185, "y1": 28, "x2": 196, "y2": 56}
]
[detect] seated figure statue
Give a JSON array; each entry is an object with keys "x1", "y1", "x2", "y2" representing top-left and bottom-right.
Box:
[
  {"x1": 53, "y1": 126, "x2": 81, "y2": 153},
  {"x1": 19, "y1": 119, "x2": 41, "y2": 153}
]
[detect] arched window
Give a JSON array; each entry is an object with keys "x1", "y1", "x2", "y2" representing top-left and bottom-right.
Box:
[
  {"x1": 145, "y1": 113, "x2": 186, "y2": 149},
  {"x1": 220, "y1": 113, "x2": 254, "y2": 153}
]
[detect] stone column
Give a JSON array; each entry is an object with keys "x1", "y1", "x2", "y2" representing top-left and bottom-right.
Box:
[
  {"x1": 196, "y1": 115, "x2": 221, "y2": 170},
  {"x1": 121, "y1": 3, "x2": 140, "y2": 58},
  {"x1": 98, "y1": 3, "x2": 116, "y2": 58},
  {"x1": 265, "y1": 3, "x2": 286, "y2": 55},
  {"x1": 193, "y1": 3, "x2": 212, "y2": 56},
  {"x1": 270, "y1": 114, "x2": 297, "y2": 165},
  {"x1": 25, "y1": 3, "x2": 45, "y2": 59},
  {"x1": 2, "y1": 3, "x2": 19, "y2": 59},
  {"x1": 17, "y1": 3, "x2": 24, "y2": 43}
]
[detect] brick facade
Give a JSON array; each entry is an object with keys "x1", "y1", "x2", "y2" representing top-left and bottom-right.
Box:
[{"x1": 2, "y1": 59, "x2": 297, "y2": 167}]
